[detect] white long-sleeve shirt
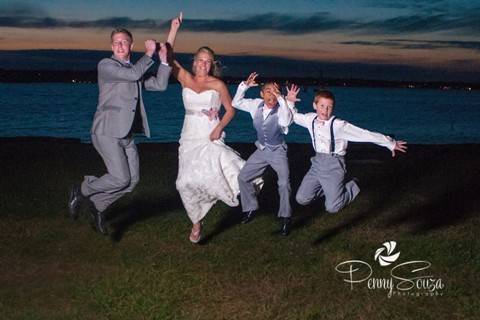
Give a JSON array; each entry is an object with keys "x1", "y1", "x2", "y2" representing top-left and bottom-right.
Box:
[
  {"x1": 291, "y1": 111, "x2": 396, "y2": 156},
  {"x1": 232, "y1": 81, "x2": 293, "y2": 134}
]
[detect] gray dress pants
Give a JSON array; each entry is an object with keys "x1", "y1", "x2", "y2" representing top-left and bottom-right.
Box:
[
  {"x1": 81, "y1": 134, "x2": 139, "y2": 212},
  {"x1": 238, "y1": 146, "x2": 292, "y2": 218},
  {"x1": 296, "y1": 153, "x2": 360, "y2": 213}
]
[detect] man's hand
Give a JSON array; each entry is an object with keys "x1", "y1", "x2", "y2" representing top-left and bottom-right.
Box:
[
  {"x1": 245, "y1": 72, "x2": 259, "y2": 87},
  {"x1": 145, "y1": 39, "x2": 156, "y2": 57},
  {"x1": 286, "y1": 84, "x2": 301, "y2": 102},
  {"x1": 392, "y1": 140, "x2": 408, "y2": 157}
]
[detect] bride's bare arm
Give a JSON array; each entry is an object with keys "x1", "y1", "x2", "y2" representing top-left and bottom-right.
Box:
[
  {"x1": 165, "y1": 13, "x2": 188, "y2": 84},
  {"x1": 172, "y1": 60, "x2": 189, "y2": 85},
  {"x1": 210, "y1": 81, "x2": 235, "y2": 140},
  {"x1": 167, "y1": 12, "x2": 182, "y2": 47}
]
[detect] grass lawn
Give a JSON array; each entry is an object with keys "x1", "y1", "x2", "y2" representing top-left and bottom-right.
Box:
[{"x1": 0, "y1": 138, "x2": 478, "y2": 319}]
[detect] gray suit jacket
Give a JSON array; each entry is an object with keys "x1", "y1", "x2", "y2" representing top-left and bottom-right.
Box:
[{"x1": 91, "y1": 54, "x2": 172, "y2": 138}]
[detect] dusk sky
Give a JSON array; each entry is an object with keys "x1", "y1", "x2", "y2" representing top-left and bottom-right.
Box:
[{"x1": 1, "y1": 0, "x2": 479, "y2": 79}]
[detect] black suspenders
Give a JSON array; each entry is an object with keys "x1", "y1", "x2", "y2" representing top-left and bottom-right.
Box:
[
  {"x1": 329, "y1": 116, "x2": 336, "y2": 153},
  {"x1": 312, "y1": 116, "x2": 336, "y2": 153},
  {"x1": 311, "y1": 116, "x2": 318, "y2": 152}
]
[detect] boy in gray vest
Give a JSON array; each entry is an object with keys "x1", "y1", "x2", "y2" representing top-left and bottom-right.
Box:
[
  {"x1": 290, "y1": 88, "x2": 407, "y2": 213},
  {"x1": 232, "y1": 72, "x2": 295, "y2": 236}
]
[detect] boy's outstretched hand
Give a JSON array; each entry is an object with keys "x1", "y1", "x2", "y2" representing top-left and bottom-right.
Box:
[
  {"x1": 286, "y1": 84, "x2": 301, "y2": 102},
  {"x1": 272, "y1": 83, "x2": 280, "y2": 96},
  {"x1": 392, "y1": 140, "x2": 408, "y2": 157},
  {"x1": 245, "y1": 72, "x2": 259, "y2": 87}
]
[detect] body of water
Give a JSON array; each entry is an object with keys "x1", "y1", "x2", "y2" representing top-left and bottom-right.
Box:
[{"x1": 1, "y1": 83, "x2": 479, "y2": 144}]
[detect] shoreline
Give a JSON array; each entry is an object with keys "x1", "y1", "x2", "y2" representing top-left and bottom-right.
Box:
[
  {"x1": 1, "y1": 136, "x2": 479, "y2": 147},
  {"x1": 1, "y1": 70, "x2": 479, "y2": 91},
  {"x1": 3, "y1": 136, "x2": 479, "y2": 175}
]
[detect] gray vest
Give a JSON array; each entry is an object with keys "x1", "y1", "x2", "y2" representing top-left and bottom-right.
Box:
[{"x1": 253, "y1": 103, "x2": 285, "y2": 150}]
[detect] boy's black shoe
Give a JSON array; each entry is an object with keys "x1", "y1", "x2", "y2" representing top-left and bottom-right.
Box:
[
  {"x1": 241, "y1": 210, "x2": 256, "y2": 224},
  {"x1": 68, "y1": 184, "x2": 83, "y2": 221},
  {"x1": 281, "y1": 218, "x2": 290, "y2": 236},
  {"x1": 90, "y1": 208, "x2": 108, "y2": 235}
]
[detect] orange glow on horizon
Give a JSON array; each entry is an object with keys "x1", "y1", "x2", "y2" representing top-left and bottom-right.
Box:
[{"x1": 1, "y1": 27, "x2": 478, "y2": 71}]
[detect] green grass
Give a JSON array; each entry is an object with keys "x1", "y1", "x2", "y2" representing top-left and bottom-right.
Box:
[{"x1": 0, "y1": 138, "x2": 478, "y2": 319}]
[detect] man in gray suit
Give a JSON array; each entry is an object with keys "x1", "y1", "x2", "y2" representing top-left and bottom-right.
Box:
[{"x1": 68, "y1": 28, "x2": 172, "y2": 234}]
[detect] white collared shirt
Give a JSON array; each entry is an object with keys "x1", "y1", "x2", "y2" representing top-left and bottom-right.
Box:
[
  {"x1": 290, "y1": 110, "x2": 396, "y2": 156},
  {"x1": 262, "y1": 106, "x2": 275, "y2": 120},
  {"x1": 232, "y1": 81, "x2": 293, "y2": 133}
]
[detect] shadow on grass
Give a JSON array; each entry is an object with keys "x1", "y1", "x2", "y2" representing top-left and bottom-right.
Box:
[
  {"x1": 311, "y1": 195, "x2": 392, "y2": 246},
  {"x1": 200, "y1": 207, "x2": 243, "y2": 244},
  {"x1": 384, "y1": 175, "x2": 479, "y2": 234},
  {"x1": 310, "y1": 146, "x2": 480, "y2": 242},
  {"x1": 200, "y1": 167, "x2": 292, "y2": 243},
  {"x1": 106, "y1": 194, "x2": 183, "y2": 242},
  {"x1": 310, "y1": 157, "x2": 415, "y2": 245}
]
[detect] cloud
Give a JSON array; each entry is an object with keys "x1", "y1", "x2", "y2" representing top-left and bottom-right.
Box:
[
  {"x1": 340, "y1": 39, "x2": 480, "y2": 51},
  {"x1": 362, "y1": 0, "x2": 448, "y2": 10},
  {"x1": 1, "y1": 5, "x2": 479, "y2": 36},
  {"x1": 0, "y1": 2, "x2": 48, "y2": 18},
  {"x1": 0, "y1": 16, "x2": 164, "y2": 29},
  {"x1": 70, "y1": 17, "x2": 161, "y2": 29},
  {"x1": 0, "y1": 12, "x2": 355, "y2": 33},
  {"x1": 182, "y1": 12, "x2": 357, "y2": 34},
  {"x1": 361, "y1": 14, "x2": 448, "y2": 34},
  {"x1": 360, "y1": 11, "x2": 480, "y2": 34}
]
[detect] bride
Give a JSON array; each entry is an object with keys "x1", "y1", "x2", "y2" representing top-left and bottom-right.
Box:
[{"x1": 167, "y1": 14, "x2": 255, "y2": 243}]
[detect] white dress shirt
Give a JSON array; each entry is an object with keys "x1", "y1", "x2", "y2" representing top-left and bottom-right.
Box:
[
  {"x1": 291, "y1": 110, "x2": 396, "y2": 156},
  {"x1": 232, "y1": 81, "x2": 293, "y2": 134}
]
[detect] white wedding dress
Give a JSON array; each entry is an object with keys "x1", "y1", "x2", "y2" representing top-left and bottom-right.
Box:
[{"x1": 176, "y1": 87, "x2": 245, "y2": 224}]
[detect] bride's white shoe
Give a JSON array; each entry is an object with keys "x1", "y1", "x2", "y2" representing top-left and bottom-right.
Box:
[{"x1": 189, "y1": 223, "x2": 202, "y2": 244}]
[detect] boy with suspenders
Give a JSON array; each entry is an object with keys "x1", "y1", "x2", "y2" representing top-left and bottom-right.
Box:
[{"x1": 289, "y1": 88, "x2": 408, "y2": 213}]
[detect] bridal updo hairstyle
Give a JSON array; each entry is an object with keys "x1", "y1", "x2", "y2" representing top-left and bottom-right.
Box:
[{"x1": 192, "y1": 46, "x2": 222, "y2": 78}]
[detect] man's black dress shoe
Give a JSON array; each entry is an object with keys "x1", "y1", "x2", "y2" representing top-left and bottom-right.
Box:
[
  {"x1": 281, "y1": 218, "x2": 290, "y2": 236},
  {"x1": 68, "y1": 184, "x2": 83, "y2": 221},
  {"x1": 241, "y1": 210, "x2": 256, "y2": 224}
]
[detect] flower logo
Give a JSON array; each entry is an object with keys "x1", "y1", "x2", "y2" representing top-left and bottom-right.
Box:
[{"x1": 374, "y1": 241, "x2": 401, "y2": 266}]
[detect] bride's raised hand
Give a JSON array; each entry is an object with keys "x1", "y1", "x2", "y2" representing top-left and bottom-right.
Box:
[
  {"x1": 171, "y1": 12, "x2": 183, "y2": 31},
  {"x1": 167, "y1": 12, "x2": 182, "y2": 48}
]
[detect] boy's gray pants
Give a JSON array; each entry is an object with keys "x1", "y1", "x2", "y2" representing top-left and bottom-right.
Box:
[
  {"x1": 238, "y1": 145, "x2": 292, "y2": 218},
  {"x1": 296, "y1": 153, "x2": 360, "y2": 213}
]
